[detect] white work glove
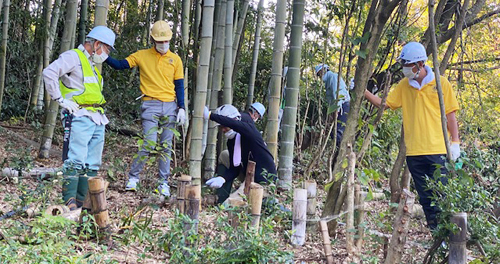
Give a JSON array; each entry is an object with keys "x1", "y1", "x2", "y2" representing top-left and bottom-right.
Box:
[
  {"x1": 206, "y1": 176, "x2": 225, "y2": 189},
  {"x1": 450, "y1": 142, "x2": 461, "y2": 162},
  {"x1": 203, "y1": 106, "x2": 211, "y2": 120},
  {"x1": 176, "y1": 108, "x2": 186, "y2": 125},
  {"x1": 57, "y1": 97, "x2": 79, "y2": 114}
]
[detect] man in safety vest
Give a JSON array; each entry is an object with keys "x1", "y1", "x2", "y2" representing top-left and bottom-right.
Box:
[
  {"x1": 105, "y1": 20, "x2": 185, "y2": 197},
  {"x1": 43, "y1": 26, "x2": 116, "y2": 210}
]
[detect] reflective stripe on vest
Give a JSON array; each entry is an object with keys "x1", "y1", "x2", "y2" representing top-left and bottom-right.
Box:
[{"x1": 59, "y1": 49, "x2": 105, "y2": 112}]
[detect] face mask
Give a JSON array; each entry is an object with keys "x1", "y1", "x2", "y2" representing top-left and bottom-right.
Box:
[
  {"x1": 91, "y1": 44, "x2": 109, "y2": 64},
  {"x1": 402, "y1": 66, "x2": 416, "y2": 79},
  {"x1": 224, "y1": 130, "x2": 237, "y2": 139},
  {"x1": 156, "y1": 42, "x2": 170, "y2": 54}
]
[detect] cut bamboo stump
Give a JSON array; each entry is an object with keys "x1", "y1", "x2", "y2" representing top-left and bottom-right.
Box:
[
  {"x1": 346, "y1": 149, "x2": 356, "y2": 255},
  {"x1": 244, "y1": 161, "x2": 256, "y2": 196},
  {"x1": 61, "y1": 208, "x2": 82, "y2": 222},
  {"x1": 354, "y1": 183, "x2": 365, "y2": 249},
  {"x1": 45, "y1": 205, "x2": 70, "y2": 216},
  {"x1": 88, "y1": 177, "x2": 110, "y2": 229},
  {"x1": 320, "y1": 220, "x2": 334, "y2": 264},
  {"x1": 177, "y1": 175, "x2": 192, "y2": 214},
  {"x1": 227, "y1": 198, "x2": 248, "y2": 228},
  {"x1": 291, "y1": 188, "x2": 307, "y2": 246},
  {"x1": 185, "y1": 185, "x2": 200, "y2": 233},
  {"x1": 449, "y1": 212, "x2": 467, "y2": 264},
  {"x1": 248, "y1": 183, "x2": 263, "y2": 229},
  {"x1": 384, "y1": 189, "x2": 415, "y2": 264},
  {"x1": 304, "y1": 180, "x2": 317, "y2": 230}
]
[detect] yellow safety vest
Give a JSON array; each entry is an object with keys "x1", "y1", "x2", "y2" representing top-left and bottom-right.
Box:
[{"x1": 60, "y1": 49, "x2": 105, "y2": 113}]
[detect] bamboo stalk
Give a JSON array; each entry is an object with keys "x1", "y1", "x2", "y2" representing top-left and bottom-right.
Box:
[
  {"x1": 248, "y1": 183, "x2": 263, "y2": 229},
  {"x1": 320, "y1": 220, "x2": 334, "y2": 264},
  {"x1": 304, "y1": 180, "x2": 317, "y2": 230},
  {"x1": 177, "y1": 175, "x2": 192, "y2": 214},
  {"x1": 45, "y1": 205, "x2": 70, "y2": 216},
  {"x1": 346, "y1": 147, "x2": 356, "y2": 255},
  {"x1": 291, "y1": 188, "x2": 307, "y2": 246},
  {"x1": 354, "y1": 183, "x2": 365, "y2": 249},
  {"x1": 244, "y1": 161, "x2": 256, "y2": 196},
  {"x1": 88, "y1": 177, "x2": 109, "y2": 229},
  {"x1": 384, "y1": 189, "x2": 415, "y2": 264}
]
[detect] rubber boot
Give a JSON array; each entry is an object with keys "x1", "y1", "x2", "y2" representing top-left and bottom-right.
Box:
[
  {"x1": 76, "y1": 169, "x2": 98, "y2": 207},
  {"x1": 62, "y1": 169, "x2": 79, "y2": 210}
]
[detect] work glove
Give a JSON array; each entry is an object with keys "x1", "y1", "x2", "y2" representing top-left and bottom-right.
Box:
[
  {"x1": 450, "y1": 142, "x2": 461, "y2": 162},
  {"x1": 203, "y1": 106, "x2": 211, "y2": 120},
  {"x1": 57, "y1": 97, "x2": 79, "y2": 114},
  {"x1": 206, "y1": 176, "x2": 225, "y2": 189},
  {"x1": 176, "y1": 108, "x2": 186, "y2": 125}
]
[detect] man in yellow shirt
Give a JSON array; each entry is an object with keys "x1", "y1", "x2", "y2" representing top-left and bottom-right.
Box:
[
  {"x1": 105, "y1": 21, "x2": 185, "y2": 196},
  {"x1": 364, "y1": 42, "x2": 461, "y2": 230}
]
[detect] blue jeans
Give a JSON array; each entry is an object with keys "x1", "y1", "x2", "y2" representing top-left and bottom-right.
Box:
[
  {"x1": 63, "y1": 116, "x2": 105, "y2": 172},
  {"x1": 406, "y1": 154, "x2": 448, "y2": 230},
  {"x1": 128, "y1": 100, "x2": 177, "y2": 183},
  {"x1": 330, "y1": 101, "x2": 350, "y2": 148}
]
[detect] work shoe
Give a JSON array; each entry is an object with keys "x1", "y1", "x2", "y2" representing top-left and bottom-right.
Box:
[
  {"x1": 125, "y1": 178, "x2": 139, "y2": 191},
  {"x1": 65, "y1": 197, "x2": 78, "y2": 211},
  {"x1": 155, "y1": 182, "x2": 170, "y2": 197}
]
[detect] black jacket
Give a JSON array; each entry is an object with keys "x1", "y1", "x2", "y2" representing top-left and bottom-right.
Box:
[{"x1": 210, "y1": 113, "x2": 277, "y2": 183}]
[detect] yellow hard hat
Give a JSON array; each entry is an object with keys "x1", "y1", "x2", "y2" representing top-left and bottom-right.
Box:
[{"x1": 151, "y1": 20, "x2": 172, "y2": 41}]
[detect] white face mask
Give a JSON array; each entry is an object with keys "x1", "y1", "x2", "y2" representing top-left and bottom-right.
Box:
[
  {"x1": 91, "y1": 44, "x2": 109, "y2": 64},
  {"x1": 224, "y1": 130, "x2": 237, "y2": 139},
  {"x1": 156, "y1": 42, "x2": 170, "y2": 54},
  {"x1": 402, "y1": 65, "x2": 420, "y2": 80}
]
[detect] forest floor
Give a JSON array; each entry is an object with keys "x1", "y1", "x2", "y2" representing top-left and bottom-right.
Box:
[{"x1": 0, "y1": 122, "x2": 443, "y2": 264}]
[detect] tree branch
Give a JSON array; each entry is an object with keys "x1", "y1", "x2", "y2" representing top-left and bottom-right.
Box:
[
  {"x1": 448, "y1": 66, "x2": 500, "y2": 72},
  {"x1": 438, "y1": 8, "x2": 500, "y2": 44},
  {"x1": 448, "y1": 57, "x2": 500, "y2": 66}
]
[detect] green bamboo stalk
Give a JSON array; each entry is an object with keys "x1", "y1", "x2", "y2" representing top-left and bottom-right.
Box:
[
  {"x1": 246, "y1": 0, "x2": 264, "y2": 108},
  {"x1": 0, "y1": 0, "x2": 10, "y2": 115},
  {"x1": 222, "y1": 0, "x2": 234, "y2": 104}
]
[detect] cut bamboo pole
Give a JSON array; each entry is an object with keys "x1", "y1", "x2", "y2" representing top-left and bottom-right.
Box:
[
  {"x1": 88, "y1": 177, "x2": 109, "y2": 229},
  {"x1": 244, "y1": 161, "x2": 256, "y2": 196},
  {"x1": 384, "y1": 189, "x2": 415, "y2": 264},
  {"x1": 291, "y1": 188, "x2": 307, "y2": 246},
  {"x1": 185, "y1": 185, "x2": 200, "y2": 233},
  {"x1": 248, "y1": 182, "x2": 263, "y2": 229},
  {"x1": 346, "y1": 148, "x2": 356, "y2": 255},
  {"x1": 177, "y1": 175, "x2": 192, "y2": 214},
  {"x1": 449, "y1": 212, "x2": 467, "y2": 264},
  {"x1": 227, "y1": 198, "x2": 247, "y2": 228},
  {"x1": 320, "y1": 220, "x2": 334, "y2": 264},
  {"x1": 304, "y1": 180, "x2": 317, "y2": 218}
]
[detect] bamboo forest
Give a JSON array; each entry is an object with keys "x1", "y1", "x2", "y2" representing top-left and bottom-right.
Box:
[{"x1": 0, "y1": 0, "x2": 498, "y2": 262}]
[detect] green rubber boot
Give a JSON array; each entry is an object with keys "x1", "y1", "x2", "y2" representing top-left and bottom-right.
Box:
[
  {"x1": 76, "y1": 170, "x2": 98, "y2": 206},
  {"x1": 62, "y1": 169, "x2": 79, "y2": 207}
]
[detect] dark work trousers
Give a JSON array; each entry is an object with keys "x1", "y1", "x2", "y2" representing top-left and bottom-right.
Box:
[
  {"x1": 406, "y1": 154, "x2": 448, "y2": 230},
  {"x1": 331, "y1": 101, "x2": 350, "y2": 149}
]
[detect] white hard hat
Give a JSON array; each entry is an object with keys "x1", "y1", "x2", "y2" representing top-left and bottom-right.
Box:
[
  {"x1": 215, "y1": 104, "x2": 241, "y2": 120},
  {"x1": 315, "y1": 64, "x2": 329, "y2": 75},
  {"x1": 87, "y1": 26, "x2": 116, "y2": 50},
  {"x1": 397, "y1": 42, "x2": 428, "y2": 64},
  {"x1": 250, "y1": 102, "x2": 266, "y2": 117}
]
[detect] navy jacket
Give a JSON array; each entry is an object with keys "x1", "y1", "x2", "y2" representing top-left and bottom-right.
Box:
[{"x1": 210, "y1": 113, "x2": 277, "y2": 183}]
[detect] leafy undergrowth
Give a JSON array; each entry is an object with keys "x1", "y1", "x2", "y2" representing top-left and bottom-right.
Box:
[{"x1": 1, "y1": 124, "x2": 498, "y2": 263}]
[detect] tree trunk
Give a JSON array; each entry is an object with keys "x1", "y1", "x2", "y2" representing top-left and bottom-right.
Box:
[
  {"x1": 449, "y1": 212, "x2": 467, "y2": 264},
  {"x1": 0, "y1": 0, "x2": 11, "y2": 115},
  {"x1": 277, "y1": 0, "x2": 305, "y2": 189},
  {"x1": 246, "y1": 0, "x2": 264, "y2": 108},
  {"x1": 156, "y1": 0, "x2": 164, "y2": 20},
  {"x1": 189, "y1": 0, "x2": 214, "y2": 191},
  {"x1": 390, "y1": 125, "x2": 406, "y2": 203},
  {"x1": 204, "y1": 0, "x2": 225, "y2": 181},
  {"x1": 384, "y1": 189, "x2": 415, "y2": 264},
  {"x1": 38, "y1": 0, "x2": 79, "y2": 159},
  {"x1": 345, "y1": 146, "x2": 356, "y2": 255},
  {"x1": 264, "y1": 0, "x2": 287, "y2": 160},
  {"x1": 222, "y1": 0, "x2": 233, "y2": 104},
  {"x1": 78, "y1": 0, "x2": 88, "y2": 45},
  {"x1": 94, "y1": 0, "x2": 109, "y2": 73},
  {"x1": 439, "y1": 0, "x2": 470, "y2": 73},
  {"x1": 322, "y1": 0, "x2": 404, "y2": 234}
]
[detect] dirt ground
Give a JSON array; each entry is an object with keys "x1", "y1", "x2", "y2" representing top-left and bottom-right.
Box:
[{"x1": 0, "y1": 123, "x2": 439, "y2": 263}]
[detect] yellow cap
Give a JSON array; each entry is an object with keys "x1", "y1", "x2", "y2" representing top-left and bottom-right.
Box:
[{"x1": 151, "y1": 20, "x2": 172, "y2": 41}]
